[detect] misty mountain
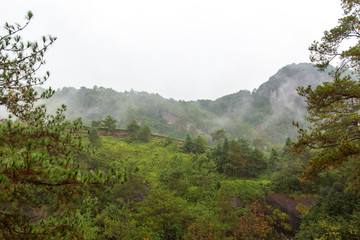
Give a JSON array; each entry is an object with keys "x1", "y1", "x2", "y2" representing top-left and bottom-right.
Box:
[
  {"x1": 3, "y1": 63, "x2": 333, "y2": 146},
  {"x1": 253, "y1": 63, "x2": 333, "y2": 144},
  {"x1": 256, "y1": 63, "x2": 332, "y2": 103}
]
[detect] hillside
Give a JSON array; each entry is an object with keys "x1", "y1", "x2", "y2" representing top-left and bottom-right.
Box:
[{"x1": 18, "y1": 63, "x2": 331, "y2": 145}]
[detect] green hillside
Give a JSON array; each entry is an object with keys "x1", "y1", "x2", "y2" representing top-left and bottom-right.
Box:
[
  {"x1": 76, "y1": 134, "x2": 287, "y2": 239},
  {"x1": 39, "y1": 63, "x2": 331, "y2": 146}
]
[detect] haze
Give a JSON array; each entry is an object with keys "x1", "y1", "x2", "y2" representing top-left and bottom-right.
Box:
[{"x1": 1, "y1": 0, "x2": 342, "y2": 100}]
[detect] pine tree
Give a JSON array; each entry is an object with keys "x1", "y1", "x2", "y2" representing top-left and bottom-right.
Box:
[
  {"x1": 293, "y1": 0, "x2": 360, "y2": 185},
  {"x1": 127, "y1": 119, "x2": 140, "y2": 139},
  {"x1": 0, "y1": 12, "x2": 120, "y2": 238},
  {"x1": 183, "y1": 133, "x2": 193, "y2": 153},
  {"x1": 138, "y1": 124, "x2": 151, "y2": 141},
  {"x1": 0, "y1": 11, "x2": 55, "y2": 122},
  {"x1": 269, "y1": 148, "x2": 279, "y2": 166},
  {"x1": 102, "y1": 115, "x2": 117, "y2": 132},
  {"x1": 193, "y1": 135, "x2": 207, "y2": 153}
]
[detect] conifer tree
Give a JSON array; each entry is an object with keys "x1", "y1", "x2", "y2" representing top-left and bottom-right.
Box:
[
  {"x1": 138, "y1": 124, "x2": 151, "y2": 141},
  {"x1": 127, "y1": 119, "x2": 140, "y2": 139},
  {"x1": 293, "y1": 0, "x2": 360, "y2": 185},
  {"x1": 193, "y1": 135, "x2": 207, "y2": 153},
  {"x1": 183, "y1": 133, "x2": 193, "y2": 153},
  {"x1": 0, "y1": 12, "x2": 120, "y2": 238},
  {"x1": 269, "y1": 148, "x2": 279, "y2": 166},
  {"x1": 102, "y1": 115, "x2": 117, "y2": 132}
]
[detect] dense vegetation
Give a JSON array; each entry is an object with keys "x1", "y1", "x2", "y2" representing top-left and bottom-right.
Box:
[
  {"x1": 2, "y1": 0, "x2": 360, "y2": 239},
  {"x1": 77, "y1": 136, "x2": 281, "y2": 239}
]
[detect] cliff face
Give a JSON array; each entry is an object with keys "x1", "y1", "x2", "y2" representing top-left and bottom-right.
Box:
[
  {"x1": 256, "y1": 63, "x2": 332, "y2": 104},
  {"x1": 248, "y1": 63, "x2": 334, "y2": 142}
]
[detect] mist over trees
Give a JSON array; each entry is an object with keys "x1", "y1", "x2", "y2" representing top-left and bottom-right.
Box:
[
  {"x1": 27, "y1": 63, "x2": 332, "y2": 147},
  {"x1": 0, "y1": 62, "x2": 331, "y2": 147}
]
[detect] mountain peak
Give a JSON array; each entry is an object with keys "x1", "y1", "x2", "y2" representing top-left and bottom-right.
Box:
[{"x1": 256, "y1": 63, "x2": 332, "y2": 103}]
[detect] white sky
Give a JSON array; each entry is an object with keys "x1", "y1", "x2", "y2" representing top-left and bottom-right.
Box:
[{"x1": 1, "y1": 0, "x2": 343, "y2": 100}]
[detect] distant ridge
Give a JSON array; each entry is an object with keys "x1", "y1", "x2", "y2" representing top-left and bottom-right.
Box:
[{"x1": 1, "y1": 63, "x2": 333, "y2": 145}]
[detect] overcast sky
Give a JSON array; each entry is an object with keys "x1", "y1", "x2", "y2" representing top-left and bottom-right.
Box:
[{"x1": 1, "y1": 0, "x2": 343, "y2": 100}]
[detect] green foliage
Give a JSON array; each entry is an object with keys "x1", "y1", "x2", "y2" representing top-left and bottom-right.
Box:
[
  {"x1": 138, "y1": 124, "x2": 151, "y2": 142},
  {"x1": 126, "y1": 119, "x2": 140, "y2": 139},
  {"x1": 269, "y1": 148, "x2": 279, "y2": 166},
  {"x1": 294, "y1": 0, "x2": 360, "y2": 187},
  {"x1": 216, "y1": 180, "x2": 276, "y2": 239},
  {"x1": 211, "y1": 128, "x2": 227, "y2": 142},
  {"x1": 182, "y1": 133, "x2": 207, "y2": 154},
  {"x1": 88, "y1": 127, "x2": 101, "y2": 147},
  {"x1": 125, "y1": 119, "x2": 152, "y2": 142},
  {"x1": 213, "y1": 138, "x2": 267, "y2": 178},
  {"x1": 159, "y1": 154, "x2": 190, "y2": 197},
  {"x1": 295, "y1": 203, "x2": 310, "y2": 215},
  {"x1": 296, "y1": 182, "x2": 360, "y2": 239},
  {"x1": 91, "y1": 120, "x2": 102, "y2": 127},
  {"x1": 217, "y1": 180, "x2": 266, "y2": 206},
  {"x1": 224, "y1": 138, "x2": 253, "y2": 177},
  {"x1": 282, "y1": 137, "x2": 292, "y2": 156},
  {"x1": 232, "y1": 201, "x2": 275, "y2": 240},
  {"x1": 102, "y1": 115, "x2": 117, "y2": 132},
  {"x1": 183, "y1": 133, "x2": 193, "y2": 153},
  {"x1": 271, "y1": 162, "x2": 313, "y2": 194},
  {"x1": 250, "y1": 148, "x2": 267, "y2": 173},
  {"x1": 271, "y1": 138, "x2": 318, "y2": 194},
  {"x1": 252, "y1": 138, "x2": 269, "y2": 151},
  {"x1": 266, "y1": 205, "x2": 292, "y2": 234},
  {"x1": 210, "y1": 137, "x2": 229, "y2": 173},
  {"x1": 0, "y1": 13, "x2": 121, "y2": 238},
  {"x1": 137, "y1": 188, "x2": 190, "y2": 239},
  {"x1": 0, "y1": 11, "x2": 56, "y2": 122},
  {"x1": 309, "y1": 0, "x2": 360, "y2": 75},
  {"x1": 83, "y1": 135, "x2": 282, "y2": 239},
  {"x1": 208, "y1": 137, "x2": 269, "y2": 178},
  {"x1": 294, "y1": 76, "x2": 360, "y2": 180},
  {"x1": 193, "y1": 135, "x2": 207, "y2": 154}
]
